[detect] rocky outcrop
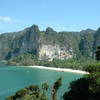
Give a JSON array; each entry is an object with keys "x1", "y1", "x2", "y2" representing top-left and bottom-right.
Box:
[
  {"x1": 0, "y1": 24, "x2": 99, "y2": 61},
  {"x1": 39, "y1": 44, "x2": 73, "y2": 61},
  {"x1": 79, "y1": 29, "x2": 95, "y2": 57},
  {"x1": 94, "y1": 28, "x2": 100, "y2": 48},
  {"x1": 0, "y1": 25, "x2": 40, "y2": 60}
]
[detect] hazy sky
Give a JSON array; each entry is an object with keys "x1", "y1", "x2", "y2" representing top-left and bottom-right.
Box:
[{"x1": 0, "y1": 0, "x2": 100, "y2": 33}]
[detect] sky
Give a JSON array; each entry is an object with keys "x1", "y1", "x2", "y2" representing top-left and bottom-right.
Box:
[{"x1": 0, "y1": 0, "x2": 100, "y2": 33}]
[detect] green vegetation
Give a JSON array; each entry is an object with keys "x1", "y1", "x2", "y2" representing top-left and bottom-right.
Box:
[
  {"x1": 6, "y1": 47, "x2": 100, "y2": 100},
  {"x1": 38, "y1": 58, "x2": 97, "y2": 70},
  {"x1": 7, "y1": 53, "x2": 38, "y2": 66},
  {"x1": 63, "y1": 47, "x2": 100, "y2": 100},
  {"x1": 0, "y1": 25, "x2": 99, "y2": 61},
  {"x1": 84, "y1": 63, "x2": 100, "y2": 73},
  {"x1": 6, "y1": 78, "x2": 61, "y2": 100},
  {"x1": 63, "y1": 63, "x2": 100, "y2": 100},
  {"x1": 6, "y1": 45, "x2": 100, "y2": 100},
  {"x1": 96, "y1": 46, "x2": 100, "y2": 61},
  {"x1": 51, "y1": 77, "x2": 62, "y2": 100},
  {"x1": 6, "y1": 62, "x2": 100, "y2": 100},
  {"x1": 6, "y1": 84, "x2": 48, "y2": 100},
  {"x1": 7, "y1": 53, "x2": 98, "y2": 71}
]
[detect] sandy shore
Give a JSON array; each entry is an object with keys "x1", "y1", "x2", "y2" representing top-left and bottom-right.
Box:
[{"x1": 28, "y1": 65, "x2": 88, "y2": 74}]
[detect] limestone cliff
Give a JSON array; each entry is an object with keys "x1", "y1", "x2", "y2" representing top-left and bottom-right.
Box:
[
  {"x1": 0, "y1": 25, "x2": 99, "y2": 61},
  {"x1": 39, "y1": 44, "x2": 73, "y2": 61}
]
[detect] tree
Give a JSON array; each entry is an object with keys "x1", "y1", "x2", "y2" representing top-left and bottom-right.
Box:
[
  {"x1": 41, "y1": 83, "x2": 49, "y2": 100},
  {"x1": 51, "y1": 77, "x2": 62, "y2": 100},
  {"x1": 63, "y1": 77, "x2": 89, "y2": 100},
  {"x1": 42, "y1": 83, "x2": 49, "y2": 92},
  {"x1": 96, "y1": 46, "x2": 100, "y2": 61},
  {"x1": 63, "y1": 72, "x2": 100, "y2": 100},
  {"x1": 84, "y1": 63, "x2": 100, "y2": 73},
  {"x1": 6, "y1": 85, "x2": 48, "y2": 100}
]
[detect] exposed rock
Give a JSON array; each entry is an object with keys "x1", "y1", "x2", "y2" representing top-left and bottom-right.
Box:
[
  {"x1": 0, "y1": 24, "x2": 99, "y2": 61},
  {"x1": 39, "y1": 44, "x2": 74, "y2": 61}
]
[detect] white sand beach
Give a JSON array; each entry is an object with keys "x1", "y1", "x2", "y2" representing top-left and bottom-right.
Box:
[{"x1": 28, "y1": 65, "x2": 88, "y2": 74}]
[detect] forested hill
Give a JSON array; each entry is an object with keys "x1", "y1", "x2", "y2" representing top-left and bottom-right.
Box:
[{"x1": 0, "y1": 25, "x2": 99, "y2": 61}]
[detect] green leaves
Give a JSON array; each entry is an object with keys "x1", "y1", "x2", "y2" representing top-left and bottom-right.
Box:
[
  {"x1": 63, "y1": 62, "x2": 100, "y2": 100},
  {"x1": 42, "y1": 83, "x2": 49, "y2": 91},
  {"x1": 84, "y1": 63, "x2": 100, "y2": 73},
  {"x1": 7, "y1": 53, "x2": 37, "y2": 66},
  {"x1": 6, "y1": 84, "x2": 48, "y2": 100},
  {"x1": 96, "y1": 46, "x2": 100, "y2": 61}
]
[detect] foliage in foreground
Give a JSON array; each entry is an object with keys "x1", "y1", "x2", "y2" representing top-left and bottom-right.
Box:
[
  {"x1": 51, "y1": 77, "x2": 62, "y2": 100},
  {"x1": 63, "y1": 63, "x2": 100, "y2": 100},
  {"x1": 96, "y1": 46, "x2": 100, "y2": 61},
  {"x1": 6, "y1": 83, "x2": 49, "y2": 100},
  {"x1": 6, "y1": 78, "x2": 62, "y2": 100}
]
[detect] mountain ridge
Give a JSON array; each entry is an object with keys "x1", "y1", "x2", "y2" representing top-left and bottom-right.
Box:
[{"x1": 0, "y1": 25, "x2": 99, "y2": 61}]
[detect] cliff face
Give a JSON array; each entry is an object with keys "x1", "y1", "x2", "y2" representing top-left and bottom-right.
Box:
[
  {"x1": 0, "y1": 25, "x2": 99, "y2": 61},
  {"x1": 79, "y1": 29, "x2": 95, "y2": 57},
  {"x1": 94, "y1": 28, "x2": 100, "y2": 48},
  {"x1": 39, "y1": 44, "x2": 73, "y2": 61},
  {"x1": 0, "y1": 25, "x2": 40, "y2": 60}
]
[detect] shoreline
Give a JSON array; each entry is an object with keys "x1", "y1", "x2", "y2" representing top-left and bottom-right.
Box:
[{"x1": 28, "y1": 65, "x2": 88, "y2": 74}]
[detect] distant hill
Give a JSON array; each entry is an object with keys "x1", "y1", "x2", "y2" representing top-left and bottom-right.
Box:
[{"x1": 0, "y1": 25, "x2": 99, "y2": 61}]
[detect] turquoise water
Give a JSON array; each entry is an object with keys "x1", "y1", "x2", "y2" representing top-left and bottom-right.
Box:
[{"x1": 0, "y1": 63, "x2": 83, "y2": 100}]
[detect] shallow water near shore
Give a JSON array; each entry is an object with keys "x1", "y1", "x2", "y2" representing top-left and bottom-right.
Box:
[{"x1": 0, "y1": 63, "x2": 83, "y2": 100}]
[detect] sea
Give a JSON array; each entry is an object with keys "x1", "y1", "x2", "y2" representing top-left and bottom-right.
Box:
[{"x1": 0, "y1": 62, "x2": 83, "y2": 100}]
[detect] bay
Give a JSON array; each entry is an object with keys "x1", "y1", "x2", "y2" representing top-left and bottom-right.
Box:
[{"x1": 0, "y1": 63, "x2": 83, "y2": 100}]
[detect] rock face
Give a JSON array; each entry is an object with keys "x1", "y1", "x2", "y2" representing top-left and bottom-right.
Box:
[
  {"x1": 0, "y1": 25, "x2": 40, "y2": 60},
  {"x1": 39, "y1": 44, "x2": 73, "y2": 61},
  {"x1": 94, "y1": 28, "x2": 100, "y2": 48},
  {"x1": 79, "y1": 29, "x2": 95, "y2": 57},
  {"x1": 0, "y1": 25, "x2": 99, "y2": 61}
]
